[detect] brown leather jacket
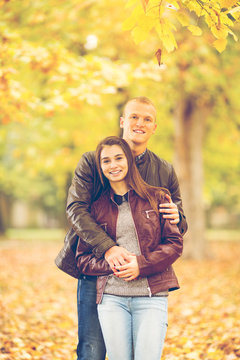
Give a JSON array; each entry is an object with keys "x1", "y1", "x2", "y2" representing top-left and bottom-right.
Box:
[
  {"x1": 75, "y1": 189, "x2": 183, "y2": 304},
  {"x1": 55, "y1": 149, "x2": 187, "y2": 279}
]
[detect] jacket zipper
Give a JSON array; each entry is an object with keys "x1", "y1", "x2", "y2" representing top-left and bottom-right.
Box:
[
  {"x1": 145, "y1": 209, "x2": 155, "y2": 219},
  {"x1": 129, "y1": 192, "x2": 152, "y2": 297}
]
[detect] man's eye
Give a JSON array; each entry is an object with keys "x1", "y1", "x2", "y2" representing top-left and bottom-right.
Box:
[
  {"x1": 145, "y1": 118, "x2": 151, "y2": 122},
  {"x1": 131, "y1": 115, "x2": 137, "y2": 119}
]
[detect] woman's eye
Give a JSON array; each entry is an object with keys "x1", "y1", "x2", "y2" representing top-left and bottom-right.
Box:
[{"x1": 102, "y1": 160, "x2": 109, "y2": 164}]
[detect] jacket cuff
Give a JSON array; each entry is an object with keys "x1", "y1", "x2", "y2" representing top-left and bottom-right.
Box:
[
  {"x1": 92, "y1": 238, "x2": 116, "y2": 258},
  {"x1": 178, "y1": 211, "x2": 187, "y2": 235}
]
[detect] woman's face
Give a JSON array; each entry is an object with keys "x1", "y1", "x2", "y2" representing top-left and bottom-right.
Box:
[{"x1": 100, "y1": 145, "x2": 128, "y2": 184}]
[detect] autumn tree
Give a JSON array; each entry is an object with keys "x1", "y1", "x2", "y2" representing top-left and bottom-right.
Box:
[
  {"x1": 1, "y1": 0, "x2": 240, "y2": 255},
  {"x1": 123, "y1": 0, "x2": 240, "y2": 258}
]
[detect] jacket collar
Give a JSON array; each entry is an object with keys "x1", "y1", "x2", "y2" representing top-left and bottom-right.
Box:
[
  {"x1": 109, "y1": 188, "x2": 135, "y2": 204},
  {"x1": 135, "y1": 148, "x2": 148, "y2": 166},
  {"x1": 135, "y1": 149, "x2": 147, "y2": 163}
]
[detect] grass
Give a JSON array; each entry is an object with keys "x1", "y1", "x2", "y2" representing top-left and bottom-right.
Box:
[
  {"x1": 2, "y1": 227, "x2": 240, "y2": 244},
  {"x1": 3, "y1": 228, "x2": 66, "y2": 242}
]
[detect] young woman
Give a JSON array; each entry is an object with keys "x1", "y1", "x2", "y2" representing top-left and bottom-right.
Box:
[{"x1": 75, "y1": 136, "x2": 183, "y2": 360}]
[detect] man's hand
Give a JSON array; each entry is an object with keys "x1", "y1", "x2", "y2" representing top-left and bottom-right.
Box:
[
  {"x1": 159, "y1": 194, "x2": 179, "y2": 225},
  {"x1": 104, "y1": 246, "x2": 134, "y2": 271},
  {"x1": 113, "y1": 255, "x2": 140, "y2": 281}
]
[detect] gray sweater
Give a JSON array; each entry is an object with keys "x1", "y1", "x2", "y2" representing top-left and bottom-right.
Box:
[{"x1": 104, "y1": 198, "x2": 168, "y2": 297}]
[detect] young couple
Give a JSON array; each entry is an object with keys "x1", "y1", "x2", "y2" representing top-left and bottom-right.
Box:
[{"x1": 56, "y1": 97, "x2": 187, "y2": 360}]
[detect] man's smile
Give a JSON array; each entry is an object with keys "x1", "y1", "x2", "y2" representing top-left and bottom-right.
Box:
[{"x1": 133, "y1": 129, "x2": 145, "y2": 134}]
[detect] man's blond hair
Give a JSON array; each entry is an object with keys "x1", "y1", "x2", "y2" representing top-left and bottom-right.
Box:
[{"x1": 122, "y1": 97, "x2": 156, "y2": 118}]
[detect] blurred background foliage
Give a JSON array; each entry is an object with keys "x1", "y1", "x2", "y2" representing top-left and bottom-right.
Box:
[{"x1": 0, "y1": 0, "x2": 240, "y2": 239}]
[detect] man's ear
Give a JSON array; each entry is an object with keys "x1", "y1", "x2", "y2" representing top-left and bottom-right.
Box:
[
  {"x1": 120, "y1": 116, "x2": 124, "y2": 128},
  {"x1": 152, "y1": 122, "x2": 157, "y2": 134}
]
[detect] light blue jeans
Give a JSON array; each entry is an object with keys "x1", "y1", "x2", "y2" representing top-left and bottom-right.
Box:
[{"x1": 97, "y1": 294, "x2": 168, "y2": 360}]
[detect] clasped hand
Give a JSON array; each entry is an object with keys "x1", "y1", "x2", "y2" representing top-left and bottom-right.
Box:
[
  {"x1": 104, "y1": 246, "x2": 139, "y2": 281},
  {"x1": 114, "y1": 255, "x2": 140, "y2": 281}
]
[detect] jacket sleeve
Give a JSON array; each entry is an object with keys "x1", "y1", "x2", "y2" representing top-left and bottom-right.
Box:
[
  {"x1": 66, "y1": 152, "x2": 116, "y2": 258},
  {"x1": 169, "y1": 165, "x2": 188, "y2": 236},
  {"x1": 75, "y1": 238, "x2": 113, "y2": 276},
  {"x1": 136, "y1": 215, "x2": 183, "y2": 278}
]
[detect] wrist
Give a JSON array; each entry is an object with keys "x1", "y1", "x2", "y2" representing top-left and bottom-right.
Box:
[{"x1": 93, "y1": 239, "x2": 116, "y2": 258}]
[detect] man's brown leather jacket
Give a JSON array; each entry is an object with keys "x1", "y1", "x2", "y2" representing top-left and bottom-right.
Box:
[{"x1": 55, "y1": 149, "x2": 187, "y2": 279}]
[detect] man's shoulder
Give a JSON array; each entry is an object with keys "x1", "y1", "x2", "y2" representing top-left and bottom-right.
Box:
[
  {"x1": 81, "y1": 150, "x2": 96, "y2": 162},
  {"x1": 76, "y1": 151, "x2": 96, "y2": 169},
  {"x1": 146, "y1": 149, "x2": 173, "y2": 170}
]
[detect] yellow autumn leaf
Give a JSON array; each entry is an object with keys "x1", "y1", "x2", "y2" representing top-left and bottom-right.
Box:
[
  {"x1": 164, "y1": 18, "x2": 177, "y2": 31},
  {"x1": 188, "y1": 25, "x2": 203, "y2": 36},
  {"x1": 137, "y1": 13, "x2": 157, "y2": 32},
  {"x1": 131, "y1": 26, "x2": 148, "y2": 44},
  {"x1": 122, "y1": 15, "x2": 137, "y2": 31},
  {"x1": 169, "y1": 1, "x2": 179, "y2": 10},
  {"x1": 213, "y1": 38, "x2": 227, "y2": 52},
  {"x1": 176, "y1": 11, "x2": 190, "y2": 26},
  {"x1": 125, "y1": 0, "x2": 138, "y2": 8},
  {"x1": 161, "y1": 33, "x2": 178, "y2": 53},
  {"x1": 228, "y1": 29, "x2": 238, "y2": 41},
  {"x1": 140, "y1": 0, "x2": 149, "y2": 12},
  {"x1": 122, "y1": 4, "x2": 144, "y2": 31},
  {"x1": 211, "y1": 24, "x2": 228, "y2": 39},
  {"x1": 219, "y1": 0, "x2": 238, "y2": 7}
]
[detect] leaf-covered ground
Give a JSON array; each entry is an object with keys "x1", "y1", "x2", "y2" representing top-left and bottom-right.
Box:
[{"x1": 0, "y1": 238, "x2": 239, "y2": 360}]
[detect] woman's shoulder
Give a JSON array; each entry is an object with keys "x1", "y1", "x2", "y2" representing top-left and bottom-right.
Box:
[{"x1": 92, "y1": 189, "x2": 110, "y2": 209}]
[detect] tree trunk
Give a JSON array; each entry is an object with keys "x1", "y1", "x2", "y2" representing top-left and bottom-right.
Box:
[
  {"x1": 0, "y1": 192, "x2": 11, "y2": 236},
  {"x1": 173, "y1": 97, "x2": 208, "y2": 259}
]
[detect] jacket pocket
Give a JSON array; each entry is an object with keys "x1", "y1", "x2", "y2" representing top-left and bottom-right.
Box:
[{"x1": 142, "y1": 209, "x2": 158, "y2": 219}]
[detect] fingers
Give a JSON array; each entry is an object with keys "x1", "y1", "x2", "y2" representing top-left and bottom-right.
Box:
[
  {"x1": 113, "y1": 256, "x2": 140, "y2": 280},
  {"x1": 162, "y1": 212, "x2": 179, "y2": 223},
  {"x1": 159, "y1": 202, "x2": 176, "y2": 209},
  {"x1": 160, "y1": 208, "x2": 178, "y2": 214},
  {"x1": 104, "y1": 246, "x2": 135, "y2": 271},
  {"x1": 170, "y1": 219, "x2": 179, "y2": 225},
  {"x1": 159, "y1": 200, "x2": 179, "y2": 223},
  {"x1": 164, "y1": 193, "x2": 171, "y2": 202},
  {"x1": 113, "y1": 269, "x2": 138, "y2": 281}
]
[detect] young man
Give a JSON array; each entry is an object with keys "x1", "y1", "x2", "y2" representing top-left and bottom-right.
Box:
[{"x1": 56, "y1": 97, "x2": 187, "y2": 360}]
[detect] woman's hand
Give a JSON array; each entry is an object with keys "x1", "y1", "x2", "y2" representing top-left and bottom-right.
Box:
[
  {"x1": 104, "y1": 246, "x2": 134, "y2": 271},
  {"x1": 113, "y1": 255, "x2": 140, "y2": 281}
]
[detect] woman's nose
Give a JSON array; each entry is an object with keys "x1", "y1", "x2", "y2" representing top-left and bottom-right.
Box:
[{"x1": 110, "y1": 161, "x2": 117, "y2": 168}]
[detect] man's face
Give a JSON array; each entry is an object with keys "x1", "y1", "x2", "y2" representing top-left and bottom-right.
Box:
[{"x1": 120, "y1": 101, "x2": 157, "y2": 147}]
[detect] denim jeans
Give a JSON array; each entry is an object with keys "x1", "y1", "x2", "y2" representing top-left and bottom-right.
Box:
[
  {"x1": 97, "y1": 294, "x2": 168, "y2": 360},
  {"x1": 76, "y1": 276, "x2": 106, "y2": 360}
]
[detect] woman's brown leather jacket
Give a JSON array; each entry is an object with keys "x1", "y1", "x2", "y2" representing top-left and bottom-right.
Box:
[{"x1": 75, "y1": 189, "x2": 183, "y2": 304}]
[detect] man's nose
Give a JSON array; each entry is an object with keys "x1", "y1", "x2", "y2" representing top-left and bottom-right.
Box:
[{"x1": 136, "y1": 117, "x2": 144, "y2": 126}]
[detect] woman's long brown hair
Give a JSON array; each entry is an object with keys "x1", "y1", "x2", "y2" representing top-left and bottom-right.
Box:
[{"x1": 95, "y1": 136, "x2": 170, "y2": 213}]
